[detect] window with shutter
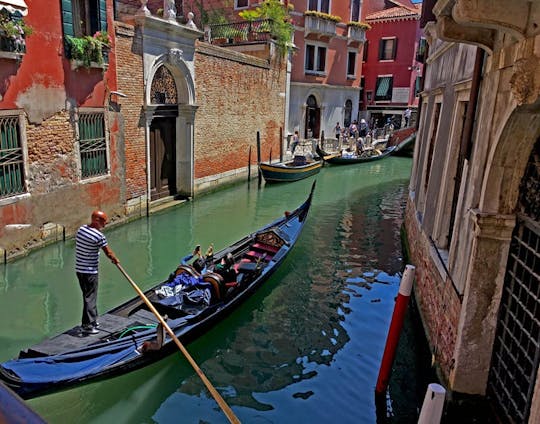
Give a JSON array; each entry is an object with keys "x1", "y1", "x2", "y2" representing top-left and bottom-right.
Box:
[
  {"x1": 61, "y1": 0, "x2": 107, "y2": 38},
  {"x1": 379, "y1": 38, "x2": 397, "y2": 61},
  {"x1": 0, "y1": 114, "x2": 26, "y2": 199}
]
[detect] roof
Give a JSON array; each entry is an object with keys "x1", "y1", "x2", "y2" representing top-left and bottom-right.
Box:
[{"x1": 365, "y1": 4, "x2": 421, "y2": 22}]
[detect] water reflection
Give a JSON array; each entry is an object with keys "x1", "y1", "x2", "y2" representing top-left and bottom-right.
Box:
[{"x1": 0, "y1": 158, "x2": 416, "y2": 423}]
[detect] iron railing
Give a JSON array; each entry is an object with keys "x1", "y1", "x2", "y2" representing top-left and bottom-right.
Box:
[
  {"x1": 208, "y1": 19, "x2": 273, "y2": 44},
  {"x1": 78, "y1": 113, "x2": 108, "y2": 178},
  {"x1": 0, "y1": 115, "x2": 25, "y2": 198}
]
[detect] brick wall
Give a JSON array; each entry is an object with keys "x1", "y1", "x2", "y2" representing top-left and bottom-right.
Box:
[
  {"x1": 114, "y1": 22, "x2": 147, "y2": 201},
  {"x1": 404, "y1": 200, "x2": 462, "y2": 383},
  {"x1": 194, "y1": 42, "x2": 286, "y2": 181}
]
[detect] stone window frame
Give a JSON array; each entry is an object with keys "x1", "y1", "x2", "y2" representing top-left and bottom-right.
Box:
[
  {"x1": 346, "y1": 48, "x2": 357, "y2": 79},
  {"x1": 305, "y1": 42, "x2": 327, "y2": 75},
  {"x1": 431, "y1": 83, "x2": 471, "y2": 253},
  {"x1": 74, "y1": 107, "x2": 111, "y2": 183},
  {"x1": 0, "y1": 109, "x2": 29, "y2": 206}
]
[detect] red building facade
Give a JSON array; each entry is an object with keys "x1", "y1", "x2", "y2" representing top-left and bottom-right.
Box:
[
  {"x1": 0, "y1": 0, "x2": 121, "y2": 256},
  {"x1": 361, "y1": 0, "x2": 422, "y2": 128}
]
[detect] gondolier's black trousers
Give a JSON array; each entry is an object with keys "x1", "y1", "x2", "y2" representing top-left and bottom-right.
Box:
[{"x1": 77, "y1": 272, "x2": 99, "y2": 326}]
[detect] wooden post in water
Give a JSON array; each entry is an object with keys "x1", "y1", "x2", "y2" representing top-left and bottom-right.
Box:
[
  {"x1": 269, "y1": 148, "x2": 272, "y2": 164},
  {"x1": 375, "y1": 264, "x2": 415, "y2": 395},
  {"x1": 418, "y1": 383, "x2": 446, "y2": 424},
  {"x1": 248, "y1": 145, "x2": 252, "y2": 183},
  {"x1": 279, "y1": 127, "x2": 283, "y2": 162},
  {"x1": 257, "y1": 131, "x2": 261, "y2": 187}
]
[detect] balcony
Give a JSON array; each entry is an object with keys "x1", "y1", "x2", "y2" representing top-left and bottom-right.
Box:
[
  {"x1": 0, "y1": 33, "x2": 25, "y2": 60},
  {"x1": 347, "y1": 25, "x2": 367, "y2": 44},
  {"x1": 304, "y1": 15, "x2": 337, "y2": 38}
]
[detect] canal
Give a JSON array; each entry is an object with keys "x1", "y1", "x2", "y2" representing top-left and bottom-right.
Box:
[{"x1": 0, "y1": 156, "x2": 432, "y2": 423}]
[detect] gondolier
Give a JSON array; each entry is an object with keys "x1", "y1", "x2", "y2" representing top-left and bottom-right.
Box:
[{"x1": 75, "y1": 210, "x2": 119, "y2": 335}]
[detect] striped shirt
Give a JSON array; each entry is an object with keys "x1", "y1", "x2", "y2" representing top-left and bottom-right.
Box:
[{"x1": 75, "y1": 225, "x2": 108, "y2": 274}]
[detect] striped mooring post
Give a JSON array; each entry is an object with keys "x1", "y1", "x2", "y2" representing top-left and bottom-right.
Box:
[{"x1": 375, "y1": 264, "x2": 415, "y2": 395}]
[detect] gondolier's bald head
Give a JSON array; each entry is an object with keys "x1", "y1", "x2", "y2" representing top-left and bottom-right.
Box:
[{"x1": 91, "y1": 210, "x2": 108, "y2": 228}]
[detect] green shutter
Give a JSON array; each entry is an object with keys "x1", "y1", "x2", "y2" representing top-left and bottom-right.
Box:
[
  {"x1": 60, "y1": 0, "x2": 74, "y2": 38},
  {"x1": 99, "y1": 0, "x2": 107, "y2": 32}
]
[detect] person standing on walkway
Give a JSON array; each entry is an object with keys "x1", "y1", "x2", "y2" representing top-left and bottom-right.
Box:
[
  {"x1": 75, "y1": 210, "x2": 119, "y2": 334},
  {"x1": 291, "y1": 130, "x2": 300, "y2": 155}
]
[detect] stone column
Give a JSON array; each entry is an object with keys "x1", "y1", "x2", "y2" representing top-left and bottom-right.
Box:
[{"x1": 449, "y1": 209, "x2": 515, "y2": 394}]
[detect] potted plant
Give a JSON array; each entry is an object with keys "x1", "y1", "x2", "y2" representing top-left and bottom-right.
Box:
[
  {"x1": 66, "y1": 31, "x2": 111, "y2": 68},
  {"x1": 304, "y1": 10, "x2": 341, "y2": 23}
]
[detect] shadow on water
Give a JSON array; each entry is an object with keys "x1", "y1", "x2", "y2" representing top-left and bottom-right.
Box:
[{"x1": 0, "y1": 157, "x2": 434, "y2": 423}]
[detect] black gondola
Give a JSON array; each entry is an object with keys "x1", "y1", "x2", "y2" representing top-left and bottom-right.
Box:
[
  {"x1": 0, "y1": 182, "x2": 316, "y2": 399},
  {"x1": 316, "y1": 144, "x2": 396, "y2": 165}
]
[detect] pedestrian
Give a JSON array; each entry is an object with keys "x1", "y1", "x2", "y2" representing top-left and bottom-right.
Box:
[
  {"x1": 291, "y1": 130, "x2": 300, "y2": 155},
  {"x1": 404, "y1": 107, "x2": 412, "y2": 126},
  {"x1": 334, "y1": 122, "x2": 341, "y2": 141},
  {"x1": 75, "y1": 210, "x2": 119, "y2": 335},
  {"x1": 349, "y1": 120, "x2": 359, "y2": 139},
  {"x1": 359, "y1": 119, "x2": 369, "y2": 137}
]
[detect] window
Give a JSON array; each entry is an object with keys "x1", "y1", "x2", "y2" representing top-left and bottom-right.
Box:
[
  {"x1": 379, "y1": 38, "x2": 397, "y2": 61},
  {"x1": 347, "y1": 50, "x2": 356, "y2": 77},
  {"x1": 78, "y1": 111, "x2": 108, "y2": 178},
  {"x1": 61, "y1": 0, "x2": 107, "y2": 39},
  {"x1": 375, "y1": 76, "x2": 393, "y2": 101},
  {"x1": 362, "y1": 40, "x2": 368, "y2": 62},
  {"x1": 415, "y1": 76, "x2": 422, "y2": 97},
  {"x1": 235, "y1": 0, "x2": 248, "y2": 9},
  {"x1": 351, "y1": 0, "x2": 361, "y2": 21},
  {"x1": 305, "y1": 44, "x2": 326, "y2": 73},
  {"x1": 308, "y1": 0, "x2": 330, "y2": 13},
  {"x1": 0, "y1": 114, "x2": 26, "y2": 199},
  {"x1": 360, "y1": 76, "x2": 365, "y2": 103},
  {"x1": 416, "y1": 37, "x2": 427, "y2": 63}
]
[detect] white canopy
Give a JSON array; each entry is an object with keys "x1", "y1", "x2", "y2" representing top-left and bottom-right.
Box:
[{"x1": 0, "y1": 0, "x2": 28, "y2": 16}]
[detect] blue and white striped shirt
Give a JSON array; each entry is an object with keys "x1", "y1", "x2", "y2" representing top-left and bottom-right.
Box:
[{"x1": 75, "y1": 225, "x2": 108, "y2": 274}]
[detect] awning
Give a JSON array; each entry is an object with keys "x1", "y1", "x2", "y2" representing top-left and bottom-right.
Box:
[
  {"x1": 376, "y1": 77, "x2": 392, "y2": 97},
  {"x1": 0, "y1": 0, "x2": 28, "y2": 16}
]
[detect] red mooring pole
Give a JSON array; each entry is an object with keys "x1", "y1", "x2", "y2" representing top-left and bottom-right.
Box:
[{"x1": 375, "y1": 264, "x2": 416, "y2": 395}]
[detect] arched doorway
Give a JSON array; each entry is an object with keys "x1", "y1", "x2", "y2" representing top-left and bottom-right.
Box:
[
  {"x1": 149, "y1": 65, "x2": 178, "y2": 201},
  {"x1": 305, "y1": 95, "x2": 320, "y2": 138},
  {"x1": 487, "y1": 138, "x2": 540, "y2": 423},
  {"x1": 344, "y1": 99, "x2": 352, "y2": 128}
]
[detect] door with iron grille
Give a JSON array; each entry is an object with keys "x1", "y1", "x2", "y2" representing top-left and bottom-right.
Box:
[
  {"x1": 487, "y1": 140, "x2": 540, "y2": 423},
  {"x1": 150, "y1": 117, "x2": 176, "y2": 201}
]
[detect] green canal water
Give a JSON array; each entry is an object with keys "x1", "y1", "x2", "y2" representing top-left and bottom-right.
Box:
[{"x1": 0, "y1": 157, "x2": 431, "y2": 423}]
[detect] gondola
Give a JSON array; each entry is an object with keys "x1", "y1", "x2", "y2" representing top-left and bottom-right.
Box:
[
  {"x1": 316, "y1": 144, "x2": 396, "y2": 165},
  {"x1": 0, "y1": 182, "x2": 316, "y2": 400},
  {"x1": 259, "y1": 154, "x2": 322, "y2": 183}
]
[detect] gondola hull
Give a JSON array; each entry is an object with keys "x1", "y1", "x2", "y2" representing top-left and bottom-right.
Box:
[
  {"x1": 0, "y1": 183, "x2": 316, "y2": 399},
  {"x1": 316, "y1": 144, "x2": 396, "y2": 165},
  {"x1": 259, "y1": 160, "x2": 322, "y2": 183}
]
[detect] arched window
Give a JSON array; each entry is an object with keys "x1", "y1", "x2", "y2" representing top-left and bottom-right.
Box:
[
  {"x1": 344, "y1": 99, "x2": 352, "y2": 128},
  {"x1": 150, "y1": 66, "x2": 178, "y2": 105}
]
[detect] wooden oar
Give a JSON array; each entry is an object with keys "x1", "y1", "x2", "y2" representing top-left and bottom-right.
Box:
[{"x1": 116, "y1": 263, "x2": 240, "y2": 424}]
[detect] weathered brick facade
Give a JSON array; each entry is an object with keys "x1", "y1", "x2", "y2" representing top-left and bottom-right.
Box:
[{"x1": 194, "y1": 43, "x2": 285, "y2": 182}]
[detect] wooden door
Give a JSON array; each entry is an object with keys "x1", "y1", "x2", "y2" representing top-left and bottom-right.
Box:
[{"x1": 150, "y1": 118, "x2": 176, "y2": 201}]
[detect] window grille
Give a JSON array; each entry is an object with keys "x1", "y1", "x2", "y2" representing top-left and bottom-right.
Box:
[
  {"x1": 78, "y1": 112, "x2": 108, "y2": 178},
  {"x1": 0, "y1": 115, "x2": 25, "y2": 199}
]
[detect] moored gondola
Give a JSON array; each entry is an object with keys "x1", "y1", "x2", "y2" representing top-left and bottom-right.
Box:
[
  {"x1": 0, "y1": 182, "x2": 316, "y2": 399},
  {"x1": 316, "y1": 144, "x2": 396, "y2": 165},
  {"x1": 259, "y1": 154, "x2": 322, "y2": 183}
]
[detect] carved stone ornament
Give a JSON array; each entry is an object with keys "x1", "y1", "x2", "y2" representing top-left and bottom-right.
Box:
[
  {"x1": 509, "y1": 56, "x2": 540, "y2": 105},
  {"x1": 168, "y1": 48, "x2": 184, "y2": 67}
]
